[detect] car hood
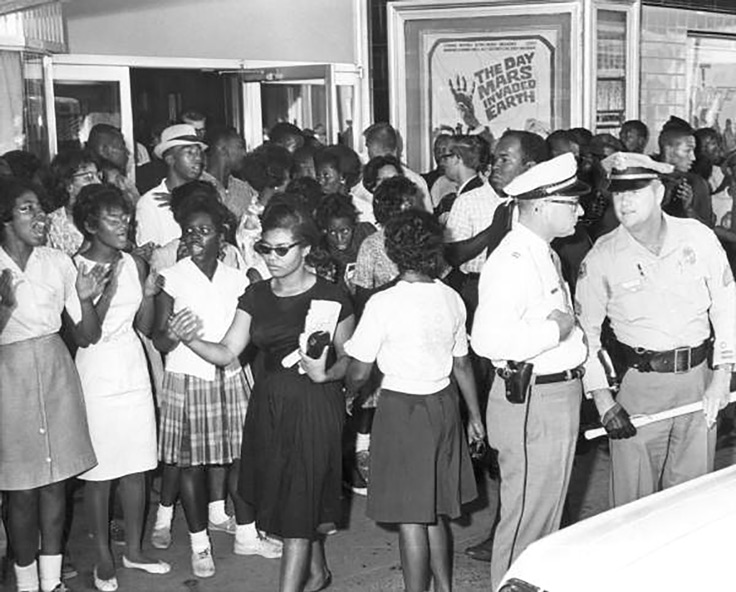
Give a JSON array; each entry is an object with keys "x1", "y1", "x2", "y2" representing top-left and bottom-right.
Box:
[{"x1": 501, "y1": 465, "x2": 736, "y2": 592}]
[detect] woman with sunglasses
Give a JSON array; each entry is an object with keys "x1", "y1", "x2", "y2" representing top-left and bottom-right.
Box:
[
  {"x1": 153, "y1": 188, "x2": 275, "y2": 579},
  {"x1": 169, "y1": 200, "x2": 355, "y2": 592},
  {"x1": 345, "y1": 210, "x2": 484, "y2": 592},
  {"x1": 0, "y1": 177, "x2": 106, "y2": 592},
  {"x1": 69, "y1": 184, "x2": 168, "y2": 591},
  {"x1": 47, "y1": 149, "x2": 101, "y2": 257}
]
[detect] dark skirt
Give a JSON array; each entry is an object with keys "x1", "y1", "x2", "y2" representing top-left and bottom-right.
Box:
[
  {"x1": 367, "y1": 383, "x2": 477, "y2": 524},
  {"x1": 0, "y1": 334, "x2": 96, "y2": 490},
  {"x1": 238, "y1": 368, "x2": 344, "y2": 540}
]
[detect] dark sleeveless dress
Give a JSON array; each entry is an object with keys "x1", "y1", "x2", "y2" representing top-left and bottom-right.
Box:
[{"x1": 237, "y1": 276, "x2": 352, "y2": 539}]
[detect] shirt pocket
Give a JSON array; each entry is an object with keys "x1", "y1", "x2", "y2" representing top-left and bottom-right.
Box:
[
  {"x1": 611, "y1": 276, "x2": 650, "y2": 323},
  {"x1": 668, "y1": 267, "x2": 710, "y2": 317}
]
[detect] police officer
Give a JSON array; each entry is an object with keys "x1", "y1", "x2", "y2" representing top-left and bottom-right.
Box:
[
  {"x1": 472, "y1": 153, "x2": 589, "y2": 590},
  {"x1": 576, "y1": 152, "x2": 736, "y2": 508}
]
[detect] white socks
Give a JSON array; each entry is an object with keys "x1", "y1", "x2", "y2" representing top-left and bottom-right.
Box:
[
  {"x1": 356, "y1": 433, "x2": 371, "y2": 453},
  {"x1": 189, "y1": 529, "x2": 211, "y2": 553},
  {"x1": 155, "y1": 503, "x2": 174, "y2": 530},
  {"x1": 14, "y1": 560, "x2": 38, "y2": 592},
  {"x1": 208, "y1": 500, "x2": 230, "y2": 525},
  {"x1": 235, "y1": 521, "x2": 258, "y2": 544},
  {"x1": 39, "y1": 554, "x2": 61, "y2": 592}
]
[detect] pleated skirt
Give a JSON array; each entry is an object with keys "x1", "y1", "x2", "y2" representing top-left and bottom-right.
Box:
[{"x1": 158, "y1": 365, "x2": 249, "y2": 466}]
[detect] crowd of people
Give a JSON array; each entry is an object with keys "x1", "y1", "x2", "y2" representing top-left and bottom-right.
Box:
[{"x1": 1, "y1": 108, "x2": 735, "y2": 592}]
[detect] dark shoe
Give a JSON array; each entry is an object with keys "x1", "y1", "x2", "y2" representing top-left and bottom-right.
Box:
[{"x1": 465, "y1": 535, "x2": 493, "y2": 562}]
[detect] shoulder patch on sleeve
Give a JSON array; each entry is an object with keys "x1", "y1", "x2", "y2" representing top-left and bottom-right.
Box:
[{"x1": 724, "y1": 267, "x2": 734, "y2": 287}]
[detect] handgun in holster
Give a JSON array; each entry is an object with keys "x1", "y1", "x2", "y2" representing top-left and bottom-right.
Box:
[{"x1": 499, "y1": 361, "x2": 534, "y2": 404}]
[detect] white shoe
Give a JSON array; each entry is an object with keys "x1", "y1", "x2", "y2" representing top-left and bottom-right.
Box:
[
  {"x1": 208, "y1": 515, "x2": 237, "y2": 535},
  {"x1": 191, "y1": 547, "x2": 216, "y2": 578},
  {"x1": 151, "y1": 524, "x2": 172, "y2": 550},
  {"x1": 233, "y1": 534, "x2": 282, "y2": 559}
]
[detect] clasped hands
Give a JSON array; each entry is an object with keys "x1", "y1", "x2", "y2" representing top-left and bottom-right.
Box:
[{"x1": 167, "y1": 309, "x2": 330, "y2": 383}]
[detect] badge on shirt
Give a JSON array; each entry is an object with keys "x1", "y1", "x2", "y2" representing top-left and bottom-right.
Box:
[{"x1": 680, "y1": 245, "x2": 697, "y2": 266}]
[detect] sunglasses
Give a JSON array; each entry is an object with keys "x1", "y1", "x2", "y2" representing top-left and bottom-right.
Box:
[{"x1": 254, "y1": 241, "x2": 302, "y2": 257}]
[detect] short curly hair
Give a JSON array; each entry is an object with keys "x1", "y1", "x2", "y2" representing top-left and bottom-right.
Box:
[
  {"x1": 285, "y1": 177, "x2": 323, "y2": 215},
  {"x1": 0, "y1": 177, "x2": 46, "y2": 242},
  {"x1": 384, "y1": 210, "x2": 444, "y2": 278},
  {"x1": 362, "y1": 155, "x2": 403, "y2": 193},
  {"x1": 314, "y1": 193, "x2": 358, "y2": 233},
  {"x1": 372, "y1": 176, "x2": 419, "y2": 226},
  {"x1": 315, "y1": 145, "x2": 362, "y2": 189},
  {"x1": 239, "y1": 144, "x2": 293, "y2": 192},
  {"x1": 170, "y1": 180, "x2": 233, "y2": 237},
  {"x1": 50, "y1": 148, "x2": 97, "y2": 209},
  {"x1": 72, "y1": 183, "x2": 132, "y2": 240}
]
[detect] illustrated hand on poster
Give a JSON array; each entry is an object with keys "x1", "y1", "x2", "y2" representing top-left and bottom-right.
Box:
[{"x1": 449, "y1": 75, "x2": 482, "y2": 130}]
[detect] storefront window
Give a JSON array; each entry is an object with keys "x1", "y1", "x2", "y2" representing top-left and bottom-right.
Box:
[
  {"x1": 0, "y1": 50, "x2": 24, "y2": 154},
  {"x1": 595, "y1": 10, "x2": 627, "y2": 133},
  {"x1": 687, "y1": 33, "x2": 736, "y2": 137},
  {"x1": 23, "y1": 53, "x2": 49, "y2": 162}
]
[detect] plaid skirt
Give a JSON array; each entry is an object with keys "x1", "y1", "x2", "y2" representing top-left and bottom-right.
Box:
[{"x1": 158, "y1": 364, "x2": 249, "y2": 467}]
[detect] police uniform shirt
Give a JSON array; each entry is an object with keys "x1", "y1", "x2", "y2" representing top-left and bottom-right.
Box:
[
  {"x1": 576, "y1": 213, "x2": 736, "y2": 393},
  {"x1": 471, "y1": 223, "x2": 588, "y2": 374},
  {"x1": 444, "y1": 176, "x2": 508, "y2": 274}
]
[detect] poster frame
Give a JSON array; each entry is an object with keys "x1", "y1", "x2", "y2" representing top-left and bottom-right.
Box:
[{"x1": 387, "y1": 0, "x2": 583, "y2": 172}]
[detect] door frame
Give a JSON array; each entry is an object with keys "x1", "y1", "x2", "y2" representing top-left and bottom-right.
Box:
[
  {"x1": 49, "y1": 54, "x2": 364, "y2": 155},
  {"x1": 47, "y1": 61, "x2": 134, "y2": 161}
]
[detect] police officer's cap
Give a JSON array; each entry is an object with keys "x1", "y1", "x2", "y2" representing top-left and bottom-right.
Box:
[
  {"x1": 601, "y1": 152, "x2": 674, "y2": 192},
  {"x1": 503, "y1": 153, "x2": 590, "y2": 200}
]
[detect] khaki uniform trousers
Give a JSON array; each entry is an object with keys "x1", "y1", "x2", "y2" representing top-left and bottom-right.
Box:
[
  {"x1": 487, "y1": 375, "x2": 581, "y2": 591},
  {"x1": 610, "y1": 362, "x2": 715, "y2": 508}
]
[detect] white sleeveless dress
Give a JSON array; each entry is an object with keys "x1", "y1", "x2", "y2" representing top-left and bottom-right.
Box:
[{"x1": 74, "y1": 253, "x2": 157, "y2": 481}]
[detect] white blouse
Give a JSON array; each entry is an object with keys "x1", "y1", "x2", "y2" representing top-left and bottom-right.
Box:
[
  {"x1": 345, "y1": 280, "x2": 469, "y2": 395},
  {"x1": 0, "y1": 246, "x2": 81, "y2": 345},
  {"x1": 161, "y1": 257, "x2": 248, "y2": 380}
]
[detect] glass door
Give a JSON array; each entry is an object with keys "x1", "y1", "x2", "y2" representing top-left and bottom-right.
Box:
[
  {"x1": 232, "y1": 64, "x2": 362, "y2": 151},
  {"x1": 48, "y1": 63, "x2": 134, "y2": 174}
]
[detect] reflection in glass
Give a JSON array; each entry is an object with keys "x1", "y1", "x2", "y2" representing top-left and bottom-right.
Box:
[{"x1": 54, "y1": 80, "x2": 121, "y2": 153}]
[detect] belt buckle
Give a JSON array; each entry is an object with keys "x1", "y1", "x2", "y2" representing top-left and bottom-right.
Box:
[{"x1": 674, "y1": 346, "x2": 691, "y2": 373}]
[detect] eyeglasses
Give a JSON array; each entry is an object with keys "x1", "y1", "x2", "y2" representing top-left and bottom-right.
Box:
[
  {"x1": 253, "y1": 241, "x2": 301, "y2": 257},
  {"x1": 100, "y1": 213, "x2": 131, "y2": 228},
  {"x1": 183, "y1": 225, "x2": 216, "y2": 238},
  {"x1": 72, "y1": 170, "x2": 101, "y2": 183},
  {"x1": 438, "y1": 152, "x2": 456, "y2": 161}
]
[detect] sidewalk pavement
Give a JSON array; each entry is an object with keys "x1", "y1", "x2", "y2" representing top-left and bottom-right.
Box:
[{"x1": 3, "y1": 432, "x2": 736, "y2": 591}]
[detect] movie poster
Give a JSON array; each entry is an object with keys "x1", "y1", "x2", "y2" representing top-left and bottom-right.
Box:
[{"x1": 427, "y1": 32, "x2": 557, "y2": 139}]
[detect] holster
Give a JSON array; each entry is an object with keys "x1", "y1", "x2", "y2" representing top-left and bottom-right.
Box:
[{"x1": 499, "y1": 361, "x2": 534, "y2": 404}]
